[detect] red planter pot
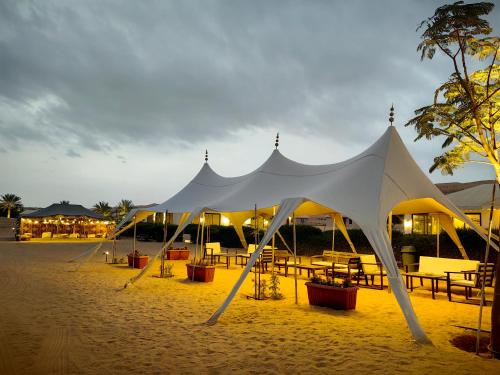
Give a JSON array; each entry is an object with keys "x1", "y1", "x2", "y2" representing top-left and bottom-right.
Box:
[
  {"x1": 128, "y1": 255, "x2": 149, "y2": 269},
  {"x1": 186, "y1": 264, "x2": 215, "y2": 282},
  {"x1": 166, "y1": 249, "x2": 190, "y2": 260},
  {"x1": 305, "y1": 282, "x2": 358, "y2": 310}
]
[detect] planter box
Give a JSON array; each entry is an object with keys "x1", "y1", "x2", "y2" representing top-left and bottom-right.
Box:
[
  {"x1": 166, "y1": 249, "x2": 190, "y2": 260},
  {"x1": 128, "y1": 255, "x2": 149, "y2": 269},
  {"x1": 186, "y1": 264, "x2": 215, "y2": 282},
  {"x1": 305, "y1": 282, "x2": 357, "y2": 310}
]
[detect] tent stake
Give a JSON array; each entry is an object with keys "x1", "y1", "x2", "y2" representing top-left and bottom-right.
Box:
[
  {"x1": 476, "y1": 182, "x2": 496, "y2": 355},
  {"x1": 293, "y1": 212, "x2": 298, "y2": 305}
]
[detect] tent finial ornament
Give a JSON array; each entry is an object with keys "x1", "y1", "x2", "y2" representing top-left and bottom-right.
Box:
[
  {"x1": 389, "y1": 104, "x2": 395, "y2": 127},
  {"x1": 205, "y1": 149, "x2": 208, "y2": 163},
  {"x1": 275, "y1": 132, "x2": 279, "y2": 149}
]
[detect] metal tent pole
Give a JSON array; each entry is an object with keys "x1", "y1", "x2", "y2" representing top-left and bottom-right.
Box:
[
  {"x1": 272, "y1": 207, "x2": 276, "y2": 274},
  {"x1": 331, "y1": 215, "x2": 336, "y2": 252},
  {"x1": 132, "y1": 216, "x2": 137, "y2": 269},
  {"x1": 436, "y1": 216, "x2": 440, "y2": 258},
  {"x1": 476, "y1": 182, "x2": 496, "y2": 354},
  {"x1": 293, "y1": 212, "x2": 298, "y2": 305},
  {"x1": 160, "y1": 210, "x2": 168, "y2": 277}
]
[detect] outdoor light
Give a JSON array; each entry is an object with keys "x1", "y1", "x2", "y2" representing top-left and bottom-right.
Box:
[
  {"x1": 103, "y1": 251, "x2": 109, "y2": 263},
  {"x1": 221, "y1": 216, "x2": 230, "y2": 226},
  {"x1": 403, "y1": 215, "x2": 412, "y2": 234}
]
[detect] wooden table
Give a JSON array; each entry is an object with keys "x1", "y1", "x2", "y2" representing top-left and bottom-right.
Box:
[
  {"x1": 402, "y1": 272, "x2": 446, "y2": 299},
  {"x1": 286, "y1": 264, "x2": 328, "y2": 278}
]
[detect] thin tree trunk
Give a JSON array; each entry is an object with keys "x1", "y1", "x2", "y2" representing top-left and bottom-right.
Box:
[
  {"x1": 7, "y1": 208, "x2": 11, "y2": 219},
  {"x1": 491, "y1": 176, "x2": 500, "y2": 359}
]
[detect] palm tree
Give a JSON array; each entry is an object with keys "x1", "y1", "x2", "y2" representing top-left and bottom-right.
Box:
[
  {"x1": 59, "y1": 200, "x2": 70, "y2": 205},
  {"x1": 93, "y1": 201, "x2": 112, "y2": 219},
  {"x1": 0, "y1": 194, "x2": 24, "y2": 218},
  {"x1": 117, "y1": 199, "x2": 134, "y2": 220}
]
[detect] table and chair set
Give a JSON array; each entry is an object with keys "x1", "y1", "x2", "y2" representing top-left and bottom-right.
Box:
[{"x1": 201, "y1": 243, "x2": 496, "y2": 303}]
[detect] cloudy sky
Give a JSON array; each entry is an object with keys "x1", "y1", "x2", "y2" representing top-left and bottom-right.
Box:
[{"x1": 1, "y1": 0, "x2": 499, "y2": 208}]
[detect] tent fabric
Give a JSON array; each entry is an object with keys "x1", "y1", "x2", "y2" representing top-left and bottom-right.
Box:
[
  {"x1": 430, "y1": 213, "x2": 468, "y2": 259},
  {"x1": 331, "y1": 213, "x2": 356, "y2": 253},
  {"x1": 23, "y1": 203, "x2": 103, "y2": 219},
  {"x1": 124, "y1": 126, "x2": 496, "y2": 343},
  {"x1": 124, "y1": 211, "x2": 197, "y2": 288},
  {"x1": 208, "y1": 198, "x2": 305, "y2": 324},
  {"x1": 447, "y1": 183, "x2": 500, "y2": 210}
]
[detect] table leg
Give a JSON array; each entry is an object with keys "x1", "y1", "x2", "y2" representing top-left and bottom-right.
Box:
[
  {"x1": 431, "y1": 279, "x2": 435, "y2": 299},
  {"x1": 410, "y1": 276, "x2": 414, "y2": 292}
]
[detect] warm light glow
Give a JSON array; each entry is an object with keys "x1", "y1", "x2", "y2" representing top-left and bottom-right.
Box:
[
  {"x1": 403, "y1": 217, "x2": 412, "y2": 234},
  {"x1": 221, "y1": 216, "x2": 230, "y2": 226},
  {"x1": 243, "y1": 218, "x2": 251, "y2": 225},
  {"x1": 200, "y1": 217, "x2": 205, "y2": 223},
  {"x1": 263, "y1": 219, "x2": 269, "y2": 226}
]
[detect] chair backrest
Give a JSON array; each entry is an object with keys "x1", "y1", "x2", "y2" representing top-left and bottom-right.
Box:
[
  {"x1": 476, "y1": 263, "x2": 495, "y2": 287},
  {"x1": 360, "y1": 254, "x2": 379, "y2": 274},
  {"x1": 247, "y1": 244, "x2": 272, "y2": 254},
  {"x1": 274, "y1": 250, "x2": 289, "y2": 258},
  {"x1": 418, "y1": 256, "x2": 479, "y2": 279},
  {"x1": 41, "y1": 232, "x2": 52, "y2": 239},
  {"x1": 260, "y1": 248, "x2": 274, "y2": 263},
  {"x1": 205, "y1": 242, "x2": 221, "y2": 255}
]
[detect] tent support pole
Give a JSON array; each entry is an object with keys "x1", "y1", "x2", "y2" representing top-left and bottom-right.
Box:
[
  {"x1": 293, "y1": 212, "x2": 298, "y2": 305},
  {"x1": 331, "y1": 216, "x2": 336, "y2": 252},
  {"x1": 160, "y1": 210, "x2": 168, "y2": 278},
  {"x1": 476, "y1": 182, "x2": 496, "y2": 354},
  {"x1": 132, "y1": 216, "x2": 137, "y2": 269},
  {"x1": 272, "y1": 206, "x2": 276, "y2": 274},
  {"x1": 195, "y1": 213, "x2": 202, "y2": 260},
  {"x1": 388, "y1": 211, "x2": 392, "y2": 245},
  {"x1": 436, "y1": 216, "x2": 440, "y2": 258}
]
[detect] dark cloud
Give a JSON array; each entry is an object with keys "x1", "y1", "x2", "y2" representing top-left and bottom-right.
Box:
[
  {"x1": 65, "y1": 149, "x2": 81, "y2": 158},
  {"x1": 2, "y1": 0, "x2": 497, "y2": 155}
]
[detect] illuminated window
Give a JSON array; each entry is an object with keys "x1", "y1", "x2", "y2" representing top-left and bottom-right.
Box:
[
  {"x1": 204, "y1": 213, "x2": 221, "y2": 226},
  {"x1": 454, "y1": 213, "x2": 481, "y2": 229},
  {"x1": 412, "y1": 214, "x2": 439, "y2": 234}
]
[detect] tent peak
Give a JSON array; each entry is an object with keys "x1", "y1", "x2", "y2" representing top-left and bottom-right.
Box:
[
  {"x1": 204, "y1": 149, "x2": 208, "y2": 163},
  {"x1": 389, "y1": 104, "x2": 395, "y2": 127}
]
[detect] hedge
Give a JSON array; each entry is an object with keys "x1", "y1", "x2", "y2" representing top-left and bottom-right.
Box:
[{"x1": 121, "y1": 223, "x2": 496, "y2": 263}]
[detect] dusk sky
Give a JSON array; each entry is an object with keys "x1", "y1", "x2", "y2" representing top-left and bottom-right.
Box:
[{"x1": 1, "y1": 0, "x2": 499, "y2": 208}]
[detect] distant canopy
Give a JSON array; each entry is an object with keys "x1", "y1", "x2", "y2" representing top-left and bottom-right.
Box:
[{"x1": 21, "y1": 203, "x2": 103, "y2": 219}]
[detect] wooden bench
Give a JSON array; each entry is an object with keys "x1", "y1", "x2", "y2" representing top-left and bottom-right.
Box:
[
  {"x1": 311, "y1": 250, "x2": 358, "y2": 268},
  {"x1": 402, "y1": 256, "x2": 480, "y2": 299}
]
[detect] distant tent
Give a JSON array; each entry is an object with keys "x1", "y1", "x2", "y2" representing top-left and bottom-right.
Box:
[
  {"x1": 22, "y1": 203, "x2": 103, "y2": 219},
  {"x1": 108, "y1": 126, "x2": 497, "y2": 344},
  {"x1": 20, "y1": 203, "x2": 112, "y2": 240}
]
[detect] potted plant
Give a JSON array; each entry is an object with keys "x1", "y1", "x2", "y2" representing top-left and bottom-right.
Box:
[
  {"x1": 166, "y1": 246, "x2": 190, "y2": 260},
  {"x1": 127, "y1": 250, "x2": 149, "y2": 269},
  {"x1": 305, "y1": 275, "x2": 357, "y2": 310},
  {"x1": 186, "y1": 258, "x2": 215, "y2": 282}
]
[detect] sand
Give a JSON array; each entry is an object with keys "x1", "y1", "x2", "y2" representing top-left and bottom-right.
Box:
[{"x1": 0, "y1": 239, "x2": 499, "y2": 374}]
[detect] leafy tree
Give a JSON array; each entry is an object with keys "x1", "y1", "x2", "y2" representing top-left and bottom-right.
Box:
[
  {"x1": 59, "y1": 200, "x2": 70, "y2": 205},
  {"x1": 117, "y1": 199, "x2": 134, "y2": 220},
  {"x1": 0, "y1": 194, "x2": 24, "y2": 218},
  {"x1": 406, "y1": 1, "x2": 500, "y2": 357},
  {"x1": 406, "y1": 1, "x2": 499, "y2": 176},
  {"x1": 93, "y1": 201, "x2": 112, "y2": 219}
]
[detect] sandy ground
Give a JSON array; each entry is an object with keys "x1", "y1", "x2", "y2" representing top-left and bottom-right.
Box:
[{"x1": 0, "y1": 239, "x2": 499, "y2": 374}]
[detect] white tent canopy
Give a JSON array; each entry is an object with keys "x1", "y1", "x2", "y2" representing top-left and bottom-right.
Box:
[{"x1": 118, "y1": 126, "x2": 496, "y2": 344}]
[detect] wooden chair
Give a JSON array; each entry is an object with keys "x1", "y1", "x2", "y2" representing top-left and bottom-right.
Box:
[
  {"x1": 359, "y1": 254, "x2": 386, "y2": 290},
  {"x1": 446, "y1": 263, "x2": 495, "y2": 303}
]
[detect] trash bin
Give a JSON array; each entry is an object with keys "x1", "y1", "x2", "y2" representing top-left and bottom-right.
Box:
[{"x1": 401, "y1": 246, "x2": 417, "y2": 272}]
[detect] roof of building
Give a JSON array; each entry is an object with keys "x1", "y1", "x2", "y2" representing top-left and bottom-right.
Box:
[{"x1": 21, "y1": 203, "x2": 103, "y2": 219}]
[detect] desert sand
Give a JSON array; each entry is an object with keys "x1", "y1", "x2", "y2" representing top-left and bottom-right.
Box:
[{"x1": 0, "y1": 239, "x2": 498, "y2": 374}]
